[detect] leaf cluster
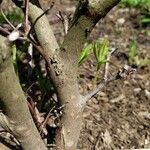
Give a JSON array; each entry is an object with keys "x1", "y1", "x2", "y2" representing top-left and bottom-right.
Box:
[{"x1": 78, "y1": 38, "x2": 109, "y2": 70}]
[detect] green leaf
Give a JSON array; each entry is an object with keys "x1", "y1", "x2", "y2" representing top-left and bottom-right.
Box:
[
  {"x1": 0, "y1": 8, "x2": 23, "y2": 24},
  {"x1": 134, "y1": 56, "x2": 150, "y2": 67},
  {"x1": 128, "y1": 39, "x2": 138, "y2": 63},
  {"x1": 98, "y1": 39, "x2": 109, "y2": 63},
  {"x1": 78, "y1": 43, "x2": 92, "y2": 65},
  {"x1": 145, "y1": 30, "x2": 150, "y2": 36},
  {"x1": 141, "y1": 17, "x2": 150, "y2": 23},
  {"x1": 121, "y1": 0, "x2": 141, "y2": 7},
  {"x1": 120, "y1": 0, "x2": 150, "y2": 11},
  {"x1": 134, "y1": 55, "x2": 140, "y2": 66},
  {"x1": 93, "y1": 42, "x2": 99, "y2": 63},
  {"x1": 12, "y1": 45, "x2": 17, "y2": 64},
  {"x1": 93, "y1": 39, "x2": 109, "y2": 70}
]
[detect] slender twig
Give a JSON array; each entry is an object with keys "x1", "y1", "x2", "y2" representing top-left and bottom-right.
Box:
[
  {"x1": 26, "y1": 82, "x2": 37, "y2": 93},
  {"x1": 84, "y1": 77, "x2": 116, "y2": 101},
  {"x1": 39, "y1": 106, "x2": 55, "y2": 133},
  {"x1": 28, "y1": 34, "x2": 39, "y2": 45},
  {"x1": 104, "y1": 48, "x2": 117, "y2": 81},
  {"x1": 28, "y1": 33, "x2": 52, "y2": 67},
  {"x1": 24, "y1": 0, "x2": 30, "y2": 34},
  {"x1": 27, "y1": 98, "x2": 45, "y2": 125},
  {"x1": 39, "y1": 103, "x2": 68, "y2": 132},
  {"x1": 84, "y1": 64, "x2": 136, "y2": 102},
  {"x1": 27, "y1": 99, "x2": 36, "y2": 118},
  {"x1": 56, "y1": 11, "x2": 69, "y2": 35},
  {"x1": 0, "y1": 8, "x2": 15, "y2": 30},
  {"x1": 31, "y1": 41, "x2": 49, "y2": 62},
  {"x1": 28, "y1": 2, "x2": 54, "y2": 37},
  {"x1": 84, "y1": 48, "x2": 117, "y2": 102}
]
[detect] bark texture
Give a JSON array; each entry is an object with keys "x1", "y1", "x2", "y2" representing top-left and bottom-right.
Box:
[
  {"x1": 0, "y1": 0, "x2": 121, "y2": 150},
  {"x1": 0, "y1": 35, "x2": 47, "y2": 150},
  {"x1": 27, "y1": 1, "x2": 120, "y2": 150}
]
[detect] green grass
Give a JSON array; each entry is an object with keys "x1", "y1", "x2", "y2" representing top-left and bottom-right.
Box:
[
  {"x1": 120, "y1": 0, "x2": 150, "y2": 25},
  {"x1": 128, "y1": 37, "x2": 150, "y2": 67},
  {"x1": 121, "y1": 0, "x2": 150, "y2": 11},
  {"x1": 0, "y1": 9, "x2": 24, "y2": 24}
]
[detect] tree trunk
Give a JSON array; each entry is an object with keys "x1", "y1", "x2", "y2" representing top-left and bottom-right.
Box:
[{"x1": 0, "y1": 35, "x2": 47, "y2": 150}]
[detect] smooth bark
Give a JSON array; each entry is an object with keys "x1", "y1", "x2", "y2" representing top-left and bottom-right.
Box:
[{"x1": 0, "y1": 35, "x2": 47, "y2": 150}]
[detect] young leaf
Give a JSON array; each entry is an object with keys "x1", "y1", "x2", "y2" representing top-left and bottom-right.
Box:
[
  {"x1": 128, "y1": 38, "x2": 138, "y2": 64},
  {"x1": 98, "y1": 39, "x2": 109, "y2": 63},
  {"x1": 134, "y1": 56, "x2": 150, "y2": 67},
  {"x1": 93, "y1": 41, "x2": 100, "y2": 63},
  {"x1": 78, "y1": 43, "x2": 92, "y2": 65},
  {"x1": 12, "y1": 44, "x2": 17, "y2": 64},
  {"x1": 93, "y1": 39, "x2": 109, "y2": 70},
  {"x1": 141, "y1": 17, "x2": 150, "y2": 24}
]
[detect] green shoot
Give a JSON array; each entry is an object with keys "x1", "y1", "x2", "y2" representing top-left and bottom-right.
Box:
[
  {"x1": 12, "y1": 44, "x2": 17, "y2": 67},
  {"x1": 120, "y1": 0, "x2": 150, "y2": 11},
  {"x1": 78, "y1": 43, "x2": 92, "y2": 65},
  {"x1": 145, "y1": 30, "x2": 150, "y2": 36},
  {"x1": 141, "y1": 17, "x2": 150, "y2": 24},
  {"x1": 0, "y1": 8, "x2": 24, "y2": 24},
  {"x1": 128, "y1": 38, "x2": 150, "y2": 67},
  {"x1": 128, "y1": 38, "x2": 138, "y2": 64},
  {"x1": 93, "y1": 39, "x2": 109, "y2": 70},
  {"x1": 134, "y1": 56, "x2": 150, "y2": 67},
  {"x1": 93, "y1": 39, "x2": 109, "y2": 85}
]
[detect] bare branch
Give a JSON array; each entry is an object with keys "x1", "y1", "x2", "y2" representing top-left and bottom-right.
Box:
[
  {"x1": 84, "y1": 47, "x2": 118, "y2": 101},
  {"x1": 0, "y1": 35, "x2": 47, "y2": 150},
  {"x1": 104, "y1": 48, "x2": 117, "y2": 81},
  {"x1": 56, "y1": 12, "x2": 69, "y2": 35},
  {"x1": 84, "y1": 64, "x2": 136, "y2": 102},
  {"x1": 10, "y1": 1, "x2": 122, "y2": 150},
  {"x1": 24, "y1": 0, "x2": 30, "y2": 34},
  {"x1": 84, "y1": 77, "x2": 115, "y2": 102},
  {"x1": 39, "y1": 106, "x2": 55, "y2": 134},
  {"x1": 28, "y1": 2, "x2": 54, "y2": 37},
  {"x1": 28, "y1": 2, "x2": 59, "y2": 58}
]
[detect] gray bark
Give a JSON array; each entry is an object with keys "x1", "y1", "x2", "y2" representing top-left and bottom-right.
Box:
[
  {"x1": 0, "y1": 0, "x2": 121, "y2": 149},
  {"x1": 0, "y1": 35, "x2": 47, "y2": 150}
]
